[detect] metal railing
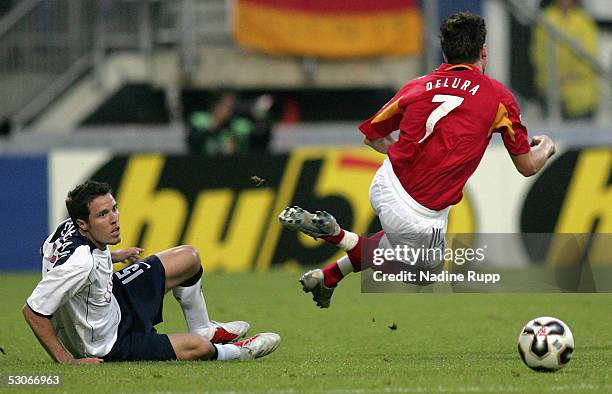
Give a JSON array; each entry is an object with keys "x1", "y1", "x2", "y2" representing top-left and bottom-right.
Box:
[
  {"x1": 0, "y1": 0, "x2": 98, "y2": 125},
  {"x1": 10, "y1": 0, "x2": 607, "y2": 128},
  {"x1": 504, "y1": 0, "x2": 612, "y2": 123},
  {"x1": 421, "y1": 0, "x2": 611, "y2": 124},
  {"x1": 0, "y1": 0, "x2": 231, "y2": 129}
]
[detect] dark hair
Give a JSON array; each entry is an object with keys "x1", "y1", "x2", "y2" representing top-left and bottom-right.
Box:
[
  {"x1": 66, "y1": 180, "x2": 113, "y2": 225},
  {"x1": 440, "y1": 12, "x2": 486, "y2": 64}
]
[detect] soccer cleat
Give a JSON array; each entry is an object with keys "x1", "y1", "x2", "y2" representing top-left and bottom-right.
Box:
[
  {"x1": 278, "y1": 206, "x2": 340, "y2": 239},
  {"x1": 233, "y1": 333, "x2": 281, "y2": 360},
  {"x1": 299, "y1": 269, "x2": 335, "y2": 308},
  {"x1": 200, "y1": 321, "x2": 250, "y2": 344}
]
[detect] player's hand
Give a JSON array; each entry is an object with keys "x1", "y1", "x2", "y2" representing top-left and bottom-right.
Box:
[
  {"x1": 111, "y1": 247, "x2": 144, "y2": 263},
  {"x1": 364, "y1": 135, "x2": 396, "y2": 154},
  {"x1": 66, "y1": 357, "x2": 104, "y2": 364},
  {"x1": 531, "y1": 135, "x2": 556, "y2": 158}
]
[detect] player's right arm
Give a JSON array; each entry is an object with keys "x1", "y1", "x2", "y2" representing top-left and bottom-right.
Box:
[
  {"x1": 358, "y1": 84, "x2": 412, "y2": 151},
  {"x1": 363, "y1": 135, "x2": 397, "y2": 154},
  {"x1": 510, "y1": 135, "x2": 556, "y2": 177},
  {"x1": 22, "y1": 304, "x2": 102, "y2": 364},
  {"x1": 24, "y1": 246, "x2": 102, "y2": 364}
]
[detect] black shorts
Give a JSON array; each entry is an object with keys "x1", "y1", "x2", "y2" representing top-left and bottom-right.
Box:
[{"x1": 103, "y1": 255, "x2": 177, "y2": 362}]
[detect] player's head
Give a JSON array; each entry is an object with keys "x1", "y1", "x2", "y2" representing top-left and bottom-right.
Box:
[
  {"x1": 555, "y1": 0, "x2": 575, "y2": 12},
  {"x1": 66, "y1": 180, "x2": 121, "y2": 248},
  {"x1": 440, "y1": 12, "x2": 487, "y2": 67}
]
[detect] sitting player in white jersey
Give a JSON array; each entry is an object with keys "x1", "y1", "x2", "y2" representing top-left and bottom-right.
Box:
[{"x1": 23, "y1": 180, "x2": 280, "y2": 363}]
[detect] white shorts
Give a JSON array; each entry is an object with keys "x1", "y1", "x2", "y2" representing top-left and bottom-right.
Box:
[{"x1": 369, "y1": 158, "x2": 451, "y2": 269}]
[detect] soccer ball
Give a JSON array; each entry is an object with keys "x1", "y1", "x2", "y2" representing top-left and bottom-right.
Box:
[{"x1": 517, "y1": 316, "x2": 574, "y2": 372}]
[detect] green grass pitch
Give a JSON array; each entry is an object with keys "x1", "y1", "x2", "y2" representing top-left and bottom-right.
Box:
[{"x1": 0, "y1": 271, "x2": 610, "y2": 393}]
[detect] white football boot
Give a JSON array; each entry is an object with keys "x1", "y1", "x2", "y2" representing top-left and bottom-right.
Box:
[
  {"x1": 199, "y1": 321, "x2": 250, "y2": 344},
  {"x1": 232, "y1": 333, "x2": 281, "y2": 360}
]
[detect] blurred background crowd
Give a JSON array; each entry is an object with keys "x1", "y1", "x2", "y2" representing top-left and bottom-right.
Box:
[{"x1": 0, "y1": 0, "x2": 610, "y2": 155}]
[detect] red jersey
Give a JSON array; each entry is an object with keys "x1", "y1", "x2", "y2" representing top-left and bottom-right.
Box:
[{"x1": 359, "y1": 63, "x2": 531, "y2": 211}]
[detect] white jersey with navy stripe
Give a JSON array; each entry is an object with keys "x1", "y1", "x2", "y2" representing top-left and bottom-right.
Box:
[{"x1": 26, "y1": 219, "x2": 121, "y2": 358}]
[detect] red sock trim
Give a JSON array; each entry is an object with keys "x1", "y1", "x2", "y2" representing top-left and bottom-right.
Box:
[
  {"x1": 322, "y1": 231, "x2": 385, "y2": 284},
  {"x1": 322, "y1": 228, "x2": 345, "y2": 245},
  {"x1": 321, "y1": 262, "x2": 343, "y2": 287},
  {"x1": 371, "y1": 230, "x2": 385, "y2": 241},
  {"x1": 347, "y1": 231, "x2": 384, "y2": 272},
  {"x1": 346, "y1": 238, "x2": 363, "y2": 272}
]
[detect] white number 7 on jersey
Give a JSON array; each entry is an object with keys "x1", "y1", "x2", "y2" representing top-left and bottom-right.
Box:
[{"x1": 419, "y1": 94, "x2": 464, "y2": 143}]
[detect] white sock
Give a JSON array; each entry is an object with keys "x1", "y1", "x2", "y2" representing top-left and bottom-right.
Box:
[
  {"x1": 172, "y1": 278, "x2": 212, "y2": 333},
  {"x1": 336, "y1": 255, "x2": 354, "y2": 276},
  {"x1": 214, "y1": 344, "x2": 243, "y2": 361},
  {"x1": 338, "y1": 230, "x2": 359, "y2": 251}
]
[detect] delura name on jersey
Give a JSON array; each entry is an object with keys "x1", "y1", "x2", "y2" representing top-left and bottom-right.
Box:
[{"x1": 425, "y1": 77, "x2": 480, "y2": 96}]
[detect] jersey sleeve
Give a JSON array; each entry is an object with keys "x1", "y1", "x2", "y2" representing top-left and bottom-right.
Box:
[
  {"x1": 490, "y1": 82, "x2": 531, "y2": 155},
  {"x1": 26, "y1": 246, "x2": 93, "y2": 316},
  {"x1": 358, "y1": 85, "x2": 410, "y2": 139}
]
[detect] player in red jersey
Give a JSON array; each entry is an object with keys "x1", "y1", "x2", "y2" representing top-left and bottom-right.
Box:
[{"x1": 279, "y1": 12, "x2": 556, "y2": 307}]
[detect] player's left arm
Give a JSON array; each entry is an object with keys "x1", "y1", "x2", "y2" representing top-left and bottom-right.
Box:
[
  {"x1": 510, "y1": 135, "x2": 556, "y2": 177},
  {"x1": 111, "y1": 247, "x2": 144, "y2": 263},
  {"x1": 491, "y1": 83, "x2": 555, "y2": 176}
]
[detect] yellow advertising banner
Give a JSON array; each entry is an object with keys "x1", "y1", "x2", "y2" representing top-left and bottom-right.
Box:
[{"x1": 93, "y1": 148, "x2": 473, "y2": 272}]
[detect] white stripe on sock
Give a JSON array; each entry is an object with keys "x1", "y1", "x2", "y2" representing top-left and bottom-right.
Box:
[
  {"x1": 338, "y1": 231, "x2": 359, "y2": 251},
  {"x1": 337, "y1": 256, "x2": 354, "y2": 276}
]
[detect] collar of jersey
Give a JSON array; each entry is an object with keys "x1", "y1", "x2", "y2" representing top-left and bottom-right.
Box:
[
  {"x1": 75, "y1": 230, "x2": 101, "y2": 252},
  {"x1": 439, "y1": 63, "x2": 476, "y2": 72}
]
